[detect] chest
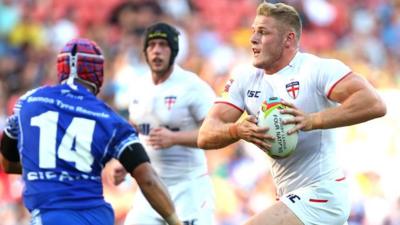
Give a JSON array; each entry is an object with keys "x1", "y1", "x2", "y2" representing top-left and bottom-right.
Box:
[
  {"x1": 129, "y1": 82, "x2": 193, "y2": 127},
  {"x1": 244, "y1": 72, "x2": 316, "y2": 116}
]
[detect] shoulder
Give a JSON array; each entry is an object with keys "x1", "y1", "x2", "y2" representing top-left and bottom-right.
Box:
[
  {"x1": 93, "y1": 99, "x2": 119, "y2": 118},
  {"x1": 19, "y1": 86, "x2": 50, "y2": 100},
  {"x1": 174, "y1": 66, "x2": 201, "y2": 81},
  {"x1": 97, "y1": 102, "x2": 132, "y2": 128},
  {"x1": 174, "y1": 66, "x2": 212, "y2": 89},
  {"x1": 300, "y1": 52, "x2": 347, "y2": 68},
  {"x1": 230, "y1": 64, "x2": 262, "y2": 86},
  {"x1": 16, "y1": 86, "x2": 54, "y2": 107},
  {"x1": 296, "y1": 52, "x2": 350, "y2": 76}
]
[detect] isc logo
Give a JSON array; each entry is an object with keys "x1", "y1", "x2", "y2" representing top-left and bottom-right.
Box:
[{"x1": 247, "y1": 90, "x2": 261, "y2": 98}]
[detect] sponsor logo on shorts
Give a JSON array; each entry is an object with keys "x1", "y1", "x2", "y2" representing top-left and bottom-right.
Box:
[{"x1": 286, "y1": 193, "x2": 301, "y2": 203}]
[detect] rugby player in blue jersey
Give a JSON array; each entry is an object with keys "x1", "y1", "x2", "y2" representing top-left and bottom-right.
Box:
[{"x1": 0, "y1": 38, "x2": 182, "y2": 225}]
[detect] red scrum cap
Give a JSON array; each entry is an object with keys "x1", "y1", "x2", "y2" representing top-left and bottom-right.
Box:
[{"x1": 57, "y1": 38, "x2": 104, "y2": 94}]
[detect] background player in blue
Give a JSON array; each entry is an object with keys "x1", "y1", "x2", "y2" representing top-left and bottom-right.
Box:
[{"x1": 0, "y1": 38, "x2": 183, "y2": 225}]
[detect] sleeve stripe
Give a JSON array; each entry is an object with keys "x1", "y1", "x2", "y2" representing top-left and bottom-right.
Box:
[
  {"x1": 214, "y1": 101, "x2": 244, "y2": 113},
  {"x1": 327, "y1": 72, "x2": 352, "y2": 100},
  {"x1": 100, "y1": 129, "x2": 117, "y2": 166}
]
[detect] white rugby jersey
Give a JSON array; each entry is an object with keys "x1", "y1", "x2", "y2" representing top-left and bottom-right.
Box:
[
  {"x1": 129, "y1": 65, "x2": 216, "y2": 185},
  {"x1": 218, "y1": 52, "x2": 351, "y2": 196}
]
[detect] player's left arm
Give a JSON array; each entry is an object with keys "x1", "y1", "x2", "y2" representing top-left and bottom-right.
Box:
[
  {"x1": 148, "y1": 126, "x2": 199, "y2": 149},
  {"x1": 0, "y1": 132, "x2": 22, "y2": 174},
  {"x1": 318, "y1": 73, "x2": 386, "y2": 128},
  {"x1": 297, "y1": 73, "x2": 386, "y2": 130}
]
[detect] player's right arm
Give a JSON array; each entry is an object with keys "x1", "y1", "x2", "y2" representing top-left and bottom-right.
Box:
[
  {"x1": 0, "y1": 132, "x2": 22, "y2": 174},
  {"x1": 0, "y1": 99, "x2": 24, "y2": 175},
  {"x1": 118, "y1": 142, "x2": 182, "y2": 225},
  {"x1": 197, "y1": 103, "x2": 272, "y2": 150}
]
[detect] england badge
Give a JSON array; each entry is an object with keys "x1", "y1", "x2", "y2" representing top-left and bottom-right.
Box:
[
  {"x1": 286, "y1": 81, "x2": 300, "y2": 99},
  {"x1": 164, "y1": 96, "x2": 177, "y2": 110}
]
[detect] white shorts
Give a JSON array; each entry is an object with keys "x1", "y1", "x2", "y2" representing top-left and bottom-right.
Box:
[
  {"x1": 280, "y1": 177, "x2": 351, "y2": 225},
  {"x1": 124, "y1": 174, "x2": 216, "y2": 225}
]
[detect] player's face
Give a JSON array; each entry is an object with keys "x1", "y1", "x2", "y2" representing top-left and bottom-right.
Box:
[
  {"x1": 250, "y1": 15, "x2": 286, "y2": 73},
  {"x1": 146, "y1": 39, "x2": 172, "y2": 74}
]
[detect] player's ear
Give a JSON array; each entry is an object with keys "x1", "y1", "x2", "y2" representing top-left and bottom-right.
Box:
[{"x1": 285, "y1": 32, "x2": 295, "y2": 47}]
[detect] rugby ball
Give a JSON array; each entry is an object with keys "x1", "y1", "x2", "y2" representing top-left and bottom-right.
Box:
[{"x1": 257, "y1": 97, "x2": 298, "y2": 159}]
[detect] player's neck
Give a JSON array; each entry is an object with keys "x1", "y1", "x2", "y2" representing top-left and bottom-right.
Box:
[
  {"x1": 152, "y1": 66, "x2": 173, "y2": 85},
  {"x1": 71, "y1": 79, "x2": 95, "y2": 94},
  {"x1": 264, "y1": 49, "x2": 298, "y2": 75}
]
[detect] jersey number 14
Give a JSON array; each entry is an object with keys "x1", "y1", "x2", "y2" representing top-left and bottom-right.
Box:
[{"x1": 31, "y1": 111, "x2": 95, "y2": 173}]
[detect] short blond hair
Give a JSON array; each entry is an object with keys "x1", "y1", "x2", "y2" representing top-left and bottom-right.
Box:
[{"x1": 257, "y1": 2, "x2": 302, "y2": 41}]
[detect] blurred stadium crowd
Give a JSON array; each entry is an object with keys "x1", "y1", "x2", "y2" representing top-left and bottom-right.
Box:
[{"x1": 0, "y1": 0, "x2": 399, "y2": 224}]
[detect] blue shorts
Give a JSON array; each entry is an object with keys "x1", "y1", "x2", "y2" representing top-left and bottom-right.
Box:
[{"x1": 30, "y1": 204, "x2": 114, "y2": 225}]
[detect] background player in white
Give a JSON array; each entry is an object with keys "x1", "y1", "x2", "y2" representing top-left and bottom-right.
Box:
[
  {"x1": 198, "y1": 2, "x2": 386, "y2": 225},
  {"x1": 0, "y1": 38, "x2": 182, "y2": 225},
  {"x1": 111, "y1": 22, "x2": 216, "y2": 225}
]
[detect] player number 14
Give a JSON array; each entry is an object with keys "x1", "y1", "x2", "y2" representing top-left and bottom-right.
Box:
[{"x1": 30, "y1": 111, "x2": 95, "y2": 173}]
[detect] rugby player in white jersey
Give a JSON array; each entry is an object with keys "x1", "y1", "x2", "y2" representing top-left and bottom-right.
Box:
[
  {"x1": 198, "y1": 2, "x2": 386, "y2": 225},
  {"x1": 111, "y1": 22, "x2": 216, "y2": 225}
]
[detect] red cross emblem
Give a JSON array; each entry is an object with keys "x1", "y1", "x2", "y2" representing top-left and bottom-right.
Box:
[
  {"x1": 286, "y1": 81, "x2": 300, "y2": 99},
  {"x1": 223, "y1": 79, "x2": 234, "y2": 93},
  {"x1": 164, "y1": 96, "x2": 177, "y2": 110}
]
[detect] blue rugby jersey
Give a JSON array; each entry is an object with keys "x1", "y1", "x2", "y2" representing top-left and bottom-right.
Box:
[{"x1": 4, "y1": 83, "x2": 139, "y2": 211}]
